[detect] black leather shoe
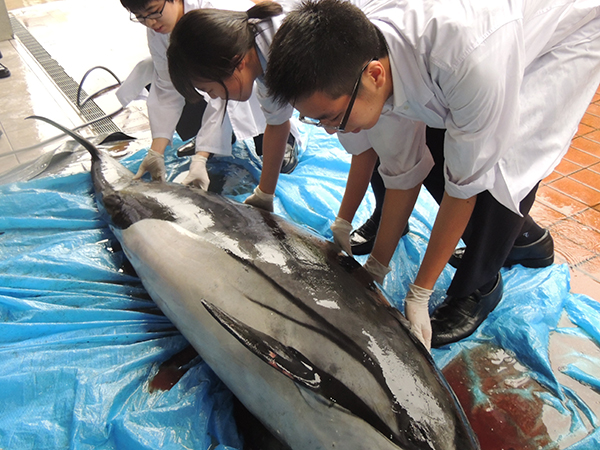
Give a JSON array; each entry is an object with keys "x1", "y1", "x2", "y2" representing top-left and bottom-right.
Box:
[
  {"x1": 430, "y1": 273, "x2": 503, "y2": 348},
  {"x1": 350, "y1": 217, "x2": 409, "y2": 256},
  {"x1": 0, "y1": 63, "x2": 10, "y2": 79},
  {"x1": 504, "y1": 229, "x2": 554, "y2": 268},
  {"x1": 449, "y1": 230, "x2": 554, "y2": 269},
  {"x1": 280, "y1": 141, "x2": 299, "y2": 174}
]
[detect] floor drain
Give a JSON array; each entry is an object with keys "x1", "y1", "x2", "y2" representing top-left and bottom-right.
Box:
[{"x1": 9, "y1": 15, "x2": 121, "y2": 135}]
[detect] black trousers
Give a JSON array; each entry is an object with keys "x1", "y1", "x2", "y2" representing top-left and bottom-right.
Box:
[
  {"x1": 368, "y1": 159, "x2": 386, "y2": 223},
  {"x1": 423, "y1": 127, "x2": 539, "y2": 297},
  {"x1": 175, "y1": 99, "x2": 208, "y2": 141}
]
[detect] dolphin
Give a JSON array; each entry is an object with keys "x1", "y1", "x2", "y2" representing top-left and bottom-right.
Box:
[{"x1": 30, "y1": 116, "x2": 480, "y2": 450}]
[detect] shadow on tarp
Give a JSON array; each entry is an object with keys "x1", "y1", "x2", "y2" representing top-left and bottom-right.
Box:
[{"x1": 0, "y1": 124, "x2": 598, "y2": 449}]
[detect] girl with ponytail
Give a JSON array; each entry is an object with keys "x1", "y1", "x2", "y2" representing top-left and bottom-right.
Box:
[{"x1": 168, "y1": 1, "x2": 298, "y2": 212}]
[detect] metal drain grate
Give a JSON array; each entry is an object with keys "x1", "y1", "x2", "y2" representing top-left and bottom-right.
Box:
[{"x1": 9, "y1": 15, "x2": 121, "y2": 135}]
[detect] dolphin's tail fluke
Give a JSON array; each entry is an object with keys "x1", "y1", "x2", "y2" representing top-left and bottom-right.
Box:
[{"x1": 27, "y1": 115, "x2": 100, "y2": 161}]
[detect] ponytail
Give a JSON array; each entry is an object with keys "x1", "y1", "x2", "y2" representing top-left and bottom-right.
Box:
[
  {"x1": 247, "y1": 1, "x2": 283, "y2": 20},
  {"x1": 168, "y1": 2, "x2": 282, "y2": 103}
]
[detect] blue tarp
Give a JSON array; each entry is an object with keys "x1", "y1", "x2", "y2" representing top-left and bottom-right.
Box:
[{"x1": 1, "y1": 124, "x2": 599, "y2": 449}]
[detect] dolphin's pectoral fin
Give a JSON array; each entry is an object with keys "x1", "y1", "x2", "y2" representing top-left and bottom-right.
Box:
[
  {"x1": 201, "y1": 299, "x2": 320, "y2": 388},
  {"x1": 201, "y1": 300, "x2": 403, "y2": 445}
]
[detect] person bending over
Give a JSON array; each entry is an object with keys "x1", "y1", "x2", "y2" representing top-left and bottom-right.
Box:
[
  {"x1": 265, "y1": 0, "x2": 599, "y2": 349},
  {"x1": 167, "y1": 2, "x2": 301, "y2": 211}
]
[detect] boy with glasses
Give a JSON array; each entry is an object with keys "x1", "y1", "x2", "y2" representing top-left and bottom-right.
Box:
[{"x1": 266, "y1": 0, "x2": 600, "y2": 349}]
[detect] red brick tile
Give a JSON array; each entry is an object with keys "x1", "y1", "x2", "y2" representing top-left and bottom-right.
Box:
[
  {"x1": 569, "y1": 268, "x2": 600, "y2": 301},
  {"x1": 590, "y1": 163, "x2": 600, "y2": 175},
  {"x1": 530, "y1": 201, "x2": 567, "y2": 228},
  {"x1": 541, "y1": 171, "x2": 562, "y2": 185},
  {"x1": 564, "y1": 145, "x2": 600, "y2": 166},
  {"x1": 573, "y1": 258, "x2": 600, "y2": 294},
  {"x1": 577, "y1": 123, "x2": 595, "y2": 137},
  {"x1": 569, "y1": 169, "x2": 600, "y2": 193},
  {"x1": 551, "y1": 218, "x2": 600, "y2": 252},
  {"x1": 581, "y1": 113, "x2": 600, "y2": 129},
  {"x1": 550, "y1": 227, "x2": 597, "y2": 266},
  {"x1": 573, "y1": 208, "x2": 600, "y2": 234},
  {"x1": 553, "y1": 159, "x2": 581, "y2": 176},
  {"x1": 588, "y1": 103, "x2": 600, "y2": 117},
  {"x1": 570, "y1": 137, "x2": 600, "y2": 156},
  {"x1": 536, "y1": 185, "x2": 588, "y2": 217},
  {"x1": 586, "y1": 129, "x2": 600, "y2": 144},
  {"x1": 550, "y1": 177, "x2": 600, "y2": 206}
]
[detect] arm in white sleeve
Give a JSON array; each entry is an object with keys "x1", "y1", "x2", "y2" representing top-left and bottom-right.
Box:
[
  {"x1": 194, "y1": 96, "x2": 234, "y2": 156},
  {"x1": 146, "y1": 29, "x2": 185, "y2": 142}
]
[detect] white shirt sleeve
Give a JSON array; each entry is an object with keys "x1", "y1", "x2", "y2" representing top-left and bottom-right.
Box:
[
  {"x1": 194, "y1": 96, "x2": 234, "y2": 156},
  {"x1": 338, "y1": 110, "x2": 434, "y2": 191},
  {"x1": 146, "y1": 29, "x2": 185, "y2": 142},
  {"x1": 115, "y1": 57, "x2": 154, "y2": 107},
  {"x1": 256, "y1": 78, "x2": 294, "y2": 126}
]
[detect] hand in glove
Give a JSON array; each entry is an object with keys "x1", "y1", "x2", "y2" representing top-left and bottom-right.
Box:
[
  {"x1": 404, "y1": 283, "x2": 433, "y2": 351},
  {"x1": 244, "y1": 186, "x2": 274, "y2": 212},
  {"x1": 133, "y1": 149, "x2": 166, "y2": 182},
  {"x1": 183, "y1": 154, "x2": 210, "y2": 190},
  {"x1": 363, "y1": 255, "x2": 391, "y2": 284},
  {"x1": 330, "y1": 217, "x2": 353, "y2": 255}
]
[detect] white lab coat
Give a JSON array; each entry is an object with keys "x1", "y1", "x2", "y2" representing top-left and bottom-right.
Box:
[
  {"x1": 253, "y1": 16, "x2": 296, "y2": 126},
  {"x1": 339, "y1": 0, "x2": 600, "y2": 214},
  {"x1": 141, "y1": 0, "x2": 266, "y2": 156}
]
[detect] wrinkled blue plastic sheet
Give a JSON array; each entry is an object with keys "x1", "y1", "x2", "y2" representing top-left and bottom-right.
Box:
[{"x1": 1, "y1": 124, "x2": 599, "y2": 449}]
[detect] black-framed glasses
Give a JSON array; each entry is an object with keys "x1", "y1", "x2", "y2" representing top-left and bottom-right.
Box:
[
  {"x1": 299, "y1": 58, "x2": 376, "y2": 133},
  {"x1": 130, "y1": 0, "x2": 168, "y2": 23}
]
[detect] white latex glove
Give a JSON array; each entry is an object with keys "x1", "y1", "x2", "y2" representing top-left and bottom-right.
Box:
[
  {"x1": 405, "y1": 283, "x2": 434, "y2": 351},
  {"x1": 183, "y1": 154, "x2": 210, "y2": 190},
  {"x1": 330, "y1": 217, "x2": 353, "y2": 255},
  {"x1": 133, "y1": 149, "x2": 166, "y2": 182},
  {"x1": 363, "y1": 255, "x2": 391, "y2": 284},
  {"x1": 244, "y1": 186, "x2": 274, "y2": 212}
]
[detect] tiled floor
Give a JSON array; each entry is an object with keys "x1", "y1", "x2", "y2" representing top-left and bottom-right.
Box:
[
  {"x1": 532, "y1": 88, "x2": 600, "y2": 299},
  {"x1": 1, "y1": 0, "x2": 599, "y2": 301}
]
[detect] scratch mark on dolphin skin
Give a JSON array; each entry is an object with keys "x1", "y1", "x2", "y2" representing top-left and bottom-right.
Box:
[{"x1": 220, "y1": 245, "x2": 391, "y2": 386}]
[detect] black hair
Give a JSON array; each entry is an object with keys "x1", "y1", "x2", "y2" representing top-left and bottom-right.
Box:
[
  {"x1": 167, "y1": 1, "x2": 283, "y2": 104},
  {"x1": 266, "y1": 0, "x2": 388, "y2": 106},
  {"x1": 120, "y1": 0, "x2": 174, "y2": 14}
]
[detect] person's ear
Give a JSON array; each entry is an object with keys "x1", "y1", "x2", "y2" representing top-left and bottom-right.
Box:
[
  {"x1": 367, "y1": 61, "x2": 386, "y2": 89},
  {"x1": 235, "y1": 55, "x2": 247, "y2": 73}
]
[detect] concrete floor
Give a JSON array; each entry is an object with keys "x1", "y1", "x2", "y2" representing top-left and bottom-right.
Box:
[{"x1": 1, "y1": 0, "x2": 600, "y2": 302}]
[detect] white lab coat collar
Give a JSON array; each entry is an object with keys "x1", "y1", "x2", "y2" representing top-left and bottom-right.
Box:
[
  {"x1": 373, "y1": 19, "x2": 435, "y2": 114},
  {"x1": 389, "y1": 54, "x2": 407, "y2": 110},
  {"x1": 253, "y1": 16, "x2": 283, "y2": 74}
]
